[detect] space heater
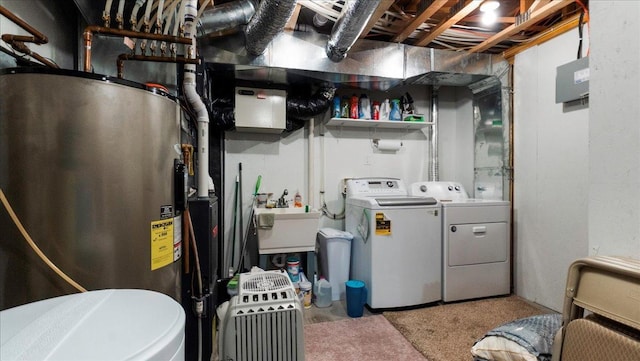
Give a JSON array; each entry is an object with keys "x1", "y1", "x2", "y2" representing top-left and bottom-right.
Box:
[{"x1": 218, "y1": 270, "x2": 305, "y2": 361}]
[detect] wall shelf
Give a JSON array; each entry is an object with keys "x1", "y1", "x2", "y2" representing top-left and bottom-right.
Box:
[{"x1": 326, "y1": 117, "x2": 433, "y2": 130}]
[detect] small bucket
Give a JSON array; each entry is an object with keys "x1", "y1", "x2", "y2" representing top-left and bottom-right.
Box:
[
  {"x1": 286, "y1": 256, "x2": 300, "y2": 283},
  {"x1": 299, "y1": 281, "x2": 312, "y2": 308}
]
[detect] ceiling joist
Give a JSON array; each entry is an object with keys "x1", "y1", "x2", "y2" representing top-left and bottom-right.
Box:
[
  {"x1": 469, "y1": 0, "x2": 576, "y2": 53},
  {"x1": 391, "y1": 0, "x2": 449, "y2": 43},
  {"x1": 359, "y1": 0, "x2": 395, "y2": 39},
  {"x1": 414, "y1": 0, "x2": 482, "y2": 47}
]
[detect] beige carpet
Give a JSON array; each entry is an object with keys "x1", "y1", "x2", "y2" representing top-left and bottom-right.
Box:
[
  {"x1": 304, "y1": 314, "x2": 427, "y2": 361},
  {"x1": 384, "y1": 295, "x2": 553, "y2": 361}
]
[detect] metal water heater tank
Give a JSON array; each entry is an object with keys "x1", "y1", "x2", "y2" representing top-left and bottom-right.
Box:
[{"x1": 0, "y1": 68, "x2": 182, "y2": 310}]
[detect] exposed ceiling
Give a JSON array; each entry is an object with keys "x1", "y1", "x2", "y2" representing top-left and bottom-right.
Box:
[{"x1": 283, "y1": 0, "x2": 587, "y2": 57}]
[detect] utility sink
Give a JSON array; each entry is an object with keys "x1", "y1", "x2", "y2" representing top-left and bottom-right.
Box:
[{"x1": 254, "y1": 207, "x2": 322, "y2": 254}]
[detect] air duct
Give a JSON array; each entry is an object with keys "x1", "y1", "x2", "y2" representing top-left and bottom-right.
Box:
[
  {"x1": 199, "y1": 0, "x2": 257, "y2": 37},
  {"x1": 244, "y1": 0, "x2": 298, "y2": 56},
  {"x1": 326, "y1": 0, "x2": 382, "y2": 62}
]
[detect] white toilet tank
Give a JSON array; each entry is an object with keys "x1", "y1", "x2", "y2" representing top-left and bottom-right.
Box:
[{"x1": 1, "y1": 289, "x2": 185, "y2": 361}]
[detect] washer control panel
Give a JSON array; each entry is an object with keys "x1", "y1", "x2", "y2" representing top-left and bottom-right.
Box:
[{"x1": 346, "y1": 178, "x2": 408, "y2": 198}]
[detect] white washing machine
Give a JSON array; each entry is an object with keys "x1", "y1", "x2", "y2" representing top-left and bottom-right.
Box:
[
  {"x1": 346, "y1": 178, "x2": 441, "y2": 309},
  {"x1": 410, "y1": 181, "x2": 510, "y2": 302}
]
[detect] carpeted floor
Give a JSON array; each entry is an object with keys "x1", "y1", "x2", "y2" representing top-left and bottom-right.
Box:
[
  {"x1": 304, "y1": 314, "x2": 427, "y2": 361},
  {"x1": 384, "y1": 295, "x2": 554, "y2": 361}
]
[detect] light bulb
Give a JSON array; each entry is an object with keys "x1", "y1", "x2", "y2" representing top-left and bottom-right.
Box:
[
  {"x1": 481, "y1": 10, "x2": 497, "y2": 26},
  {"x1": 480, "y1": 1, "x2": 500, "y2": 12}
]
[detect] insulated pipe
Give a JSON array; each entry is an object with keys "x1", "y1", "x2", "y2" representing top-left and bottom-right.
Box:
[
  {"x1": 244, "y1": 0, "x2": 298, "y2": 56},
  {"x1": 326, "y1": 0, "x2": 382, "y2": 62},
  {"x1": 82, "y1": 25, "x2": 192, "y2": 72},
  {"x1": 116, "y1": 0, "x2": 126, "y2": 28},
  {"x1": 199, "y1": 0, "x2": 256, "y2": 37},
  {"x1": 130, "y1": 0, "x2": 147, "y2": 29},
  {"x1": 183, "y1": 0, "x2": 212, "y2": 197},
  {"x1": 429, "y1": 86, "x2": 439, "y2": 181},
  {"x1": 103, "y1": 0, "x2": 114, "y2": 26}
]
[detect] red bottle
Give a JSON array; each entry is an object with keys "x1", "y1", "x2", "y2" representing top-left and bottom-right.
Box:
[
  {"x1": 350, "y1": 94, "x2": 358, "y2": 119},
  {"x1": 372, "y1": 101, "x2": 380, "y2": 120}
]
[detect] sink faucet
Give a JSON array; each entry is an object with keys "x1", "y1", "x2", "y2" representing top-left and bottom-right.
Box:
[{"x1": 277, "y1": 189, "x2": 289, "y2": 208}]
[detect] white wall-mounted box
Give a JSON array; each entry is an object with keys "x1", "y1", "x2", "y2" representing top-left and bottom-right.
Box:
[{"x1": 235, "y1": 87, "x2": 286, "y2": 133}]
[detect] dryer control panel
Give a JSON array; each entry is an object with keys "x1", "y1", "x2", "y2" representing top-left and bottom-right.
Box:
[
  {"x1": 346, "y1": 178, "x2": 408, "y2": 198},
  {"x1": 409, "y1": 181, "x2": 468, "y2": 201}
]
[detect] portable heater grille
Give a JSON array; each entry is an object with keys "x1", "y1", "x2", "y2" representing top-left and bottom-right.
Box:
[{"x1": 219, "y1": 270, "x2": 305, "y2": 361}]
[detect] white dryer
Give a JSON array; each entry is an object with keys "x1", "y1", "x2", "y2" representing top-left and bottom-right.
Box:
[
  {"x1": 346, "y1": 178, "x2": 441, "y2": 309},
  {"x1": 410, "y1": 181, "x2": 510, "y2": 302}
]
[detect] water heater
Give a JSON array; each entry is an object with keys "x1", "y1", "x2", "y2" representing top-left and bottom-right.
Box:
[{"x1": 0, "y1": 68, "x2": 183, "y2": 310}]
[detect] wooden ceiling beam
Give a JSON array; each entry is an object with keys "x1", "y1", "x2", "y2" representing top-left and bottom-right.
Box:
[
  {"x1": 414, "y1": 0, "x2": 482, "y2": 47},
  {"x1": 502, "y1": 13, "x2": 580, "y2": 59},
  {"x1": 391, "y1": 0, "x2": 449, "y2": 43},
  {"x1": 284, "y1": 3, "x2": 302, "y2": 31},
  {"x1": 469, "y1": 0, "x2": 576, "y2": 53},
  {"x1": 359, "y1": 0, "x2": 395, "y2": 39}
]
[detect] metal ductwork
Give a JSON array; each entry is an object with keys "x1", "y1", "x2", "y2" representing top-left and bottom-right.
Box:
[
  {"x1": 199, "y1": 0, "x2": 257, "y2": 37},
  {"x1": 200, "y1": 31, "x2": 506, "y2": 91},
  {"x1": 326, "y1": 0, "x2": 382, "y2": 62},
  {"x1": 244, "y1": 0, "x2": 298, "y2": 56}
]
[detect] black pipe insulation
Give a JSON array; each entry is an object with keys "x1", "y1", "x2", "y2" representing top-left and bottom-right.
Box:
[
  {"x1": 208, "y1": 86, "x2": 336, "y2": 131},
  {"x1": 286, "y1": 87, "x2": 336, "y2": 119}
]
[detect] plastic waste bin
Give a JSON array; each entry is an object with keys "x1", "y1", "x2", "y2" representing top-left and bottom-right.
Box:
[{"x1": 316, "y1": 228, "x2": 354, "y2": 301}]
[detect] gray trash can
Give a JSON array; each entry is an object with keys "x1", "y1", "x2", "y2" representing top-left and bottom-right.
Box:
[{"x1": 316, "y1": 228, "x2": 354, "y2": 301}]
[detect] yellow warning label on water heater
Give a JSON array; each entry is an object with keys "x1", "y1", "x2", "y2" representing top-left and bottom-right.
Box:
[
  {"x1": 151, "y1": 219, "x2": 174, "y2": 270},
  {"x1": 375, "y1": 212, "x2": 391, "y2": 235}
]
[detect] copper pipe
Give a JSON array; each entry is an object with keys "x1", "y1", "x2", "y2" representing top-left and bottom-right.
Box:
[
  {"x1": 1, "y1": 35, "x2": 58, "y2": 68},
  {"x1": 116, "y1": 53, "x2": 199, "y2": 79},
  {"x1": 0, "y1": 5, "x2": 48, "y2": 44},
  {"x1": 83, "y1": 25, "x2": 193, "y2": 72},
  {"x1": 1, "y1": 5, "x2": 56, "y2": 68}
]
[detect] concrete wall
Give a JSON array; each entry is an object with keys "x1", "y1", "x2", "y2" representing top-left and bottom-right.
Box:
[
  {"x1": 513, "y1": 28, "x2": 590, "y2": 311},
  {"x1": 589, "y1": 1, "x2": 640, "y2": 258}
]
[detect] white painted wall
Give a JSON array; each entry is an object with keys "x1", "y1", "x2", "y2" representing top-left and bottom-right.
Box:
[
  {"x1": 438, "y1": 86, "x2": 474, "y2": 192},
  {"x1": 589, "y1": 1, "x2": 640, "y2": 258},
  {"x1": 0, "y1": 0, "x2": 75, "y2": 69},
  {"x1": 223, "y1": 84, "x2": 476, "y2": 271},
  {"x1": 514, "y1": 29, "x2": 590, "y2": 311}
]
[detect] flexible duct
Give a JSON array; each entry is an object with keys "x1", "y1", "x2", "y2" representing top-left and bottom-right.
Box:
[
  {"x1": 199, "y1": 0, "x2": 257, "y2": 37},
  {"x1": 326, "y1": 0, "x2": 382, "y2": 62},
  {"x1": 244, "y1": 0, "x2": 298, "y2": 56},
  {"x1": 287, "y1": 87, "x2": 336, "y2": 119}
]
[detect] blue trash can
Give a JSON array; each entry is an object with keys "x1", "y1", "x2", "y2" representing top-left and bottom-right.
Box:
[{"x1": 345, "y1": 279, "x2": 367, "y2": 318}]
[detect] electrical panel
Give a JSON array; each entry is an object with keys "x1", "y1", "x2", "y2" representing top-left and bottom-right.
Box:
[
  {"x1": 556, "y1": 57, "x2": 589, "y2": 103},
  {"x1": 235, "y1": 87, "x2": 286, "y2": 133}
]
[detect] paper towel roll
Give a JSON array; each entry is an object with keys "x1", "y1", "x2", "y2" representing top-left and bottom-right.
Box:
[{"x1": 374, "y1": 139, "x2": 403, "y2": 151}]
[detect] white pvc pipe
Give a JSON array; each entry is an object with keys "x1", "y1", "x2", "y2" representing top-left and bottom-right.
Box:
[
  {"x1": 104, "y1": 0, "x2": 114, "y2": 23},
  {"x1": 117, "y1": 0, "x2": 126, "y2": 27},
  {"x1": 144, "y1": 0, "x2": 154, "y2": 30},
  {"x1": 156, "y1": 0, "x2": 166, "y2": 30},
  {"x1": 130, "y1": 0, "x2": 146, "y2": 29},
  {"x1": 308, "y1": 117, "x2": 315, "y2": 209},
  {"x1": 183, "y1": 0, "x2": 211, "y2": 198}
]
